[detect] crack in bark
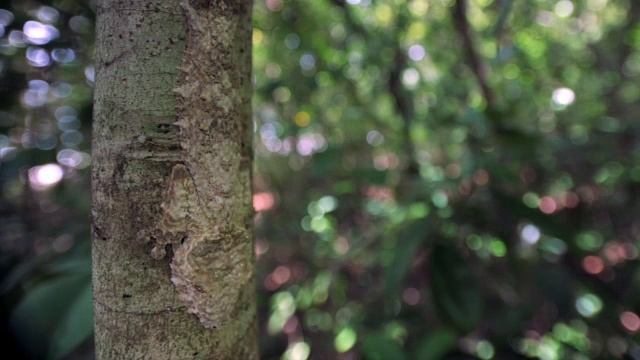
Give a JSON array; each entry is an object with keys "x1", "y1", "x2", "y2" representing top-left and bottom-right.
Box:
[
  {"x1": 102, "y1": 50, "x2": 133, "y2": 69},
  {"x1": 96, "y1": 7, "x2": 181, "y2": 16},
  {"x1": 94, "y1": 300, "x2": 187, "y2": 316}
]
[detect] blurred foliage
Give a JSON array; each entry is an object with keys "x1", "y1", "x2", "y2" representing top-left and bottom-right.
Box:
[
  {"x1": 0, "y1": 0, "x2": 93, "y2": 358},
  {"x1": 1, "y1": 0, "x2": 640, "y2": 359}
]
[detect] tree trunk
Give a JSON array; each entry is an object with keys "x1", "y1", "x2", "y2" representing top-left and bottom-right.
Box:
[{"x1": 91, "y1": 0, "x2": 257, "y2": 358}]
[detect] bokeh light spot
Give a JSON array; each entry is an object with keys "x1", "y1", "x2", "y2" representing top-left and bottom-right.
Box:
[
  {"x1": 26, "y1": 47, "x2": 50, "y2": 67},
  {"x1": 401, "y1": 68, "x2": 420, "y2": 87},
  {"x1": 266, "y1": 0, "x2": 284, "y2": 12},
  {"x1": 57, "y1": 149, "x2": 90, "y2": 169},
  {"x1": 299, "y1": 54, "x2": 316, "y2": 72},
  {"x1": 0, "y1": 9, "x2": 14, "y2": 27},
  {"x1": 254, "y1": 192, "x2": 275, "y2": 212},
  {"x1": 521, "y1": 224, "x2": 541, "y2": 244},
  {"x1": 473, "y1": 169, "x2": 490, "y2": 186},
  {"x1": 489, "y1": 239, "x2": 507, "y2": 257},
  {"x1": 402, "y1": 287, "x2": 420, "y2": 306},
  {"x1": 283, "y1": 341, "x2": 310, "y2": 360},
  {"x1": 539, "y1": 196, "x2": 557, "y2": 214},
  {"x1": 334, "y1": 327, "x2": 357, "y2": 353},
  {"x1": 23, "y1": 21, "x2": 58, "y2": 45},
  {"x1": 295, "y1": 112, "x2": 311, "y2": 127},
  {"x1": 333, "y1": 237, "x2": 350, "y2": 255},
  {"x1": 284, "y1": 33, "x2": 300, "y2": 49},
  {"x1": 523, "y1": 192, "x2": 540, "y2": 208},
  {"x1": 85, "y1": 66, "x2": 95, "y2": 83},
  {"x1": 554, "y1": 1, "x2": 574, "y2": 18},
  {"x1": 28, "y1": 164, "x2": 63, "y2": 190},
  {"x1": 273, "y1": 87, "x2": 291, "y2": 103},
  {"x1": 265, "y1": 63, "x2": 281, "y2": 78},
  {"x1": 476, "y1": 340, "x2": 495, "y2": 360},
  {"x1": 252, "y1": 28, "x2": 263, "y2": 45},
  {"x1": 366, "y1": 130, "x2": 384, "y2": 146},
  {"x1": 582, "y1": 255, "x2": 604, "y2": 275},
  {"x1": 37, "y1": 6, "x2": 59, "y2": 23},
  {"x1": 408, "y1": 45, "x2": 426, "y2": 61},
  {"x1": 552, "y1": 87, "x2": 575, "y2": 106},
  {"x1": 69, "y1": 15, "x2": 91, "y2": 33},
  {"x1": 9, "y1": 30, "x2": 26, "y2": 47},
  {"x1": 576, "y1": 293, "x2": 603, "y2": 317},
  {"x1": 431, "y1": 190, "x2": 448, "y2": 208},
  {"x1": 52, "y1": 48, "x2": 76, "y2": 63},
  {"x1": 620, "y1": 312, "x2": 640, "y2": 332}
]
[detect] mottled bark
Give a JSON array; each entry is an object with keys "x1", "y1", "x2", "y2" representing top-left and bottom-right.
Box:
[{"x1": 91, "y1": 0, "x2": 257, "y2": 358}]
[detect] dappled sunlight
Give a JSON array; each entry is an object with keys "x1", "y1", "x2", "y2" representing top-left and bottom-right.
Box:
[
  {"x1": 28, "y1": 163, "x2": 63, "y2": 190},
  {"x1": 251, "y1": 0, "x2": 640, "y2": 357}
]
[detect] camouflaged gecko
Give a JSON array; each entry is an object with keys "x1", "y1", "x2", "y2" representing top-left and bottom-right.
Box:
[
  {"x1": 138, "y1": 0, "x2": 252, "y2": 330},
  {"x1": 139, "y1": 164, "x2": 250, "y2": 329}
]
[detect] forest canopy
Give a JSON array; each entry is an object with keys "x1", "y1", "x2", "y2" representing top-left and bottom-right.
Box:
[{"x1": 1, "y1": 0, "x2": 640, "y2": 359}]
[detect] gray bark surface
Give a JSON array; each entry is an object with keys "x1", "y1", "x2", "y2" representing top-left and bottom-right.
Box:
[{"x1": 91, "y1": 0, "x2": 257, "y2": 358}]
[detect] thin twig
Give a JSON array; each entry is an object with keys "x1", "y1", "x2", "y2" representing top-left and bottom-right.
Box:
[
  {"x1": 328, "y1": 0, "x2": 420, "y2": 175},
  {"x1": 452, "y1": 0, "x2": 495, "y2": 108},
  {"x1": 388, "y1": 46, "x2": 419, "y2": 175}
]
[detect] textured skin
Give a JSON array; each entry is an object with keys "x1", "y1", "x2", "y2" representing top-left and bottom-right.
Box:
[
  {"x1": 138, "y1": 0, "x2": 254, "y2": 330},
  {"x1": 140, "y1": 164, "x2": 251, "y2": 329}
]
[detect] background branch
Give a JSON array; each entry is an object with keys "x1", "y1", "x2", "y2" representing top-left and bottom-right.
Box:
[{"x1": 452, "y1": 0, "x2": 495, "y2": 109}]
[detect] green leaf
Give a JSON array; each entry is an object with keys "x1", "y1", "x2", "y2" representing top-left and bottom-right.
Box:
[
  {"x1": 48, "y1": 281, "x2": 94, "y2": 360},
  {"x1": 362, "y1": 333, "x2": 408, "y2": 360},
  {"x1": 384, "y1": 219, "x2": 432, "y2": 298},
  {"x1": 10, "y1": 272, "x2": 93, "y2": 360},
  {"x1": 2, "y1": 243, "x2": 90, "y2": 294},
  {"x1": 430, "y1": 245, "x2": 484, "y2": 333},
  {"x1": 46, "y1": 257, "x2": 91, "y2": 275},
  {"x1": 414, "y1": 328, "x2": 458, "y2": 360}
]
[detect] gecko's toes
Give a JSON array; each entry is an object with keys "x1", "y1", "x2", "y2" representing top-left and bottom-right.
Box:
[
  {"x1": 136, "y1": 229, "x2": 152, "y2": 244},
  {"x1": 150, "y1": 245, "x2": 167, "y2": 260}
]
